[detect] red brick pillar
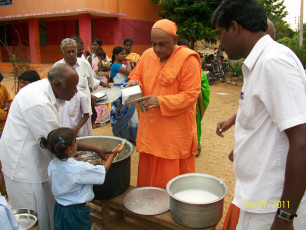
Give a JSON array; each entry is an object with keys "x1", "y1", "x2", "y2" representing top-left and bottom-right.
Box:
[
  {"x1": 28, "y1": 18, "x2": 41, "y2": 64},
  {"x1": 79, "y1": 14, "x2": 92, "y2": 53}
]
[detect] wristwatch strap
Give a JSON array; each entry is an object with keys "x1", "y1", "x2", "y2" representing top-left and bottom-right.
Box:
[{"x1": 277, "y1": 209, "x2": 297, "y2": 221}]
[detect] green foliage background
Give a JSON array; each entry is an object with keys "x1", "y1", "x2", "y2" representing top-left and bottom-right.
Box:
[
  {"x1": 152, "y1": 0, "x2": 221, "y2": 48},
  {"x1": 151, "y1": 0, "x2": 305, "y2": 67}
]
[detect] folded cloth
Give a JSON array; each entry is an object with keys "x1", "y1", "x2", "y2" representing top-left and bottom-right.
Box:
[{"x1": 158, "y1": 46, "x2": 201, "y2": 86}]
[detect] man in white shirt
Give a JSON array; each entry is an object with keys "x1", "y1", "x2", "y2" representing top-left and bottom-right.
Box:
[
  {"x1": 0, "y1": 64, "x2": 78, "y2": 230},
  {"x1": 212, "y1": 0, "x2": 306, "y2": 229},
  {"x1": 0, "y1": 64, "x2": 113, "y2": 230},
  {"x1": 60, "y1": 90, "x2": 91, "y2": 136},
  {"x1": 54, "y1": 38, "x2": 109, "y2": 130}
]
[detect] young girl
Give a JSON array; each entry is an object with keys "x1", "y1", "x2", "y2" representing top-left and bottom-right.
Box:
[
  {"x1": 110, "y1": 46, "x2": 138, "y2": 144},
  {"x1": 40, "y1": 127, "x2": 124, "y2": 230}
]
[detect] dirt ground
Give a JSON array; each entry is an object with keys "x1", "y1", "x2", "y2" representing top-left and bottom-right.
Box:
[{"x1": 2, "y1": 74, "x2": 241, "y2": 229}]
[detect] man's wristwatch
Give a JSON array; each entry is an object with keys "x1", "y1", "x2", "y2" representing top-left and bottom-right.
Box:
[{"x1": 277, "y1": 209, "x2": 297, "y2": 221}]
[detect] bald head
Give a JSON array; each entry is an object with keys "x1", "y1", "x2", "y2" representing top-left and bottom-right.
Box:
[
  {"x1": 266, "y1": 19, "x2": 276, "y2": 40},
  {"x1": 49, "y1": 64, "x2": 78, "y2": 101}
]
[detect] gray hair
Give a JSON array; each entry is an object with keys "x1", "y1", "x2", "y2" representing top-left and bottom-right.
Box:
[
  {"x1": 60, "y1": 38, "x2": 77, "y2": 54},
  {"x1": 48, "y1": 63, "x2": 74, "y2": 86}
]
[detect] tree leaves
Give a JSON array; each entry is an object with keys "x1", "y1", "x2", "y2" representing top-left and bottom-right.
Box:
[{"x1": 152, "y1": 0, "x2": 221, "y2": 48}]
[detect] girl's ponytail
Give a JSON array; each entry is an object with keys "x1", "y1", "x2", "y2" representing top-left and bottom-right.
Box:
[{"x1": 39, "y1": 127, "x2": 76, "y2": 161}]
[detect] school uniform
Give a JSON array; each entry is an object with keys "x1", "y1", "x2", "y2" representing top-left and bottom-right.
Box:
[{"x1": 48, "y1": 158, "x2": 106, "y2": 230}]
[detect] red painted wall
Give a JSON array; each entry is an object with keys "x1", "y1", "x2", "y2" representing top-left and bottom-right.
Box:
[
  {"x1": 1, "y1": 17, "x2": 154, "y2": 63},
  {"x1": 47, "y1": 20, "x2": 77, "y2": 45},
  {"x1": 92, "y1": 18, "x2": 153, "y2": 46}
]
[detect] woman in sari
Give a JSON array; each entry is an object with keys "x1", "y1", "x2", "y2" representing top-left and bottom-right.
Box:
[
  {"x1": 110, "y1": 46, "x2": 138, "y2": 144},
  {"x1": 89, "y1": 39, "x2": 110, "y2": 128},
  {"x1": 123, "y1": 38, "x2": 140, "y2": 68}
]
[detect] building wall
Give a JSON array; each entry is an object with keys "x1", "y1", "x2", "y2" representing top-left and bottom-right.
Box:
[
  {"x1": 0, "y1": 0, "x2": 160, "y2": 63},
  {"x1": 0, "y1": 0, "x2": 160, "y2": 21},
  {"x1": 92, "y1": 17, "x2": 154, "y2": 57}
]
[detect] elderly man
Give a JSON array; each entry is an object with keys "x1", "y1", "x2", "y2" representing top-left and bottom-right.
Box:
[
  {"x1": 127, "y1": 19, "x2": 201, "y2": 188},
  {"x1": 54, "y1": 38, "x2": 109, "y2": 131},
  {"x1": 0, "y1": 64, "x2": 78, "y2": 230},
  {"x1": 213, "y1": 0, "x2": 306, "y2": 229},
  {"x1": 0, "y1": 64, "x2": 112, "y2": 230}
]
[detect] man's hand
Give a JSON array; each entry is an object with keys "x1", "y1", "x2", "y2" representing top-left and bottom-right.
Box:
[
  {"x1": 126, "y1": 80, "x2": 140, "y2": 88},
  {"x1": 100, "y1": 81, "x2": 111, "y2": 88},
  {"x1": 270, "y1": 217, "x2": 294, "y2": 230},
  {"x1": 72, "y1": 126, "x2": 80, "y2": 136},
  {"x1": 91, "y1": 95, "x2": 97, "y2": 106},
  {"x1": 140, "y1": 95, "x2": 159, "y2": 110},
  {"x1": 216, "y1": 114, "x2": 236, "y2": 137}
]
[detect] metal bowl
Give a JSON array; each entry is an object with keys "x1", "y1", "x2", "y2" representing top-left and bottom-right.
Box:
[
  {"x1": 13, "y1": 208, "x2": 38, "y2": 230},
  {"x1": 166, "y1": 173, "x2": 227, "y2": 229},
  {"x1": 76, "y1": 136, "x2": 135, "y2": 200},
  {"x1": 75, "y1": 136, "x2": 133, "y2": 164}
]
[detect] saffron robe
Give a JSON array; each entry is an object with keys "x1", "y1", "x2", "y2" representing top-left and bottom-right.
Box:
[{"x1": 129, "y1": 46, "x2": 201, "y2": 188}]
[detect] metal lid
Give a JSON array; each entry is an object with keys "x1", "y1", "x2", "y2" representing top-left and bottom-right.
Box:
[
  {"x1": 92, "y1": 86, "x2": 121, "y2": 105},
  {"x1": 123, "y1": 187, "x2": 170, "y2": 215}
]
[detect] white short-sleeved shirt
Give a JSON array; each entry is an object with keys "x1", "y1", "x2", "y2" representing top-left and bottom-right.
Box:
[
  {"x1": 48, "y1": 158, "x2": 105, "y2": 206},
  {"x1": 54, "y1": 57, "x2": 100, "y2": 113},
  {"x1": 233, "y1": 35, "x2": 306, "y2": 213},
  {"x1": 0, "y1": 79, "x2": 64, "y2": 183},
  {"x1": 59, "y1": 91, "x2": 92, "y2": 136}
]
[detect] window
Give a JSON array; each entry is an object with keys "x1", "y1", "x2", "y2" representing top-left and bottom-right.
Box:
[{"x1": 39, "y1": 21, "x2": 48, "y2": 46}]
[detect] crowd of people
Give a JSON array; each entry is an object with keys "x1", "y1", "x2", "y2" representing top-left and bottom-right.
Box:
[{"x1": 0, "y1": 0, "x2": 306, "y2": 229}]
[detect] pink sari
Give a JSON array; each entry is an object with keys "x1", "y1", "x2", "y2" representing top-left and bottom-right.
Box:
[{"x1": 92, "y1": 56, "x2": 110, "y2": 126}]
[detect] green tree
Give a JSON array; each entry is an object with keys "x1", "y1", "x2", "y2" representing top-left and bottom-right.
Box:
[
  {"x1": 258, "y1": 0, "x2": 294, "y2": 40},
  {"x1": 151, "y1": 0, "x2": 221, "y2": 49},
  {"x1": 278, "y1": 23, "x2": 306, "y2": 67}
]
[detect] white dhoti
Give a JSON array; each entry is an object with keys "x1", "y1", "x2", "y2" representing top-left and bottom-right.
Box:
[{"x1": 4, "y1": 175, "x2": 55, "y2": 230}]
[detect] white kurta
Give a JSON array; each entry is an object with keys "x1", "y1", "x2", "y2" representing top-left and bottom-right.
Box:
[
  {"x1": 54, "y1": 57, "x2": 100, "y2": 114},
  {"x1": 0, "y1": 78, "x2": 63, "y2": 230},
  {"x1": 59, "y1": 91, "x2": 92, "y2": 136},
  {"x1": 0, "y1": 79, "x2": 63, "y2": 183}
]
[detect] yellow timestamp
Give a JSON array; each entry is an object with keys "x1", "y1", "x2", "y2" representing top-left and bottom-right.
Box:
[{"x1": 244, "y1": 200, "x2": 289, "y2": 209}]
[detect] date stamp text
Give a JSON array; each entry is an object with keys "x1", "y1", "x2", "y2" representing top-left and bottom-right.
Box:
[{"x1": 244, "y1": 200, "x2": 289, "y2": 209}]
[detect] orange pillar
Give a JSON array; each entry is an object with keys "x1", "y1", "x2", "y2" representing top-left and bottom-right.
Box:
[
  {"x1": 28, "y1": 18, "x2": 41, "y2": 64},
  {"x1": 79, "y1": 14, "x2": 92, "y2": 52}
]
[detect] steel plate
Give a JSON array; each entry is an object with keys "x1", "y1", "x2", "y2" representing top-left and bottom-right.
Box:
[
  {"x1": 92, "y1": 86, "x2": 121, "y2": 105},
  {"x1": 123, "y1": 187, "x2": 170, "y2": 215},
  {"x1": 13, "y1": 209, "x2": 38, "y2": 230}
]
